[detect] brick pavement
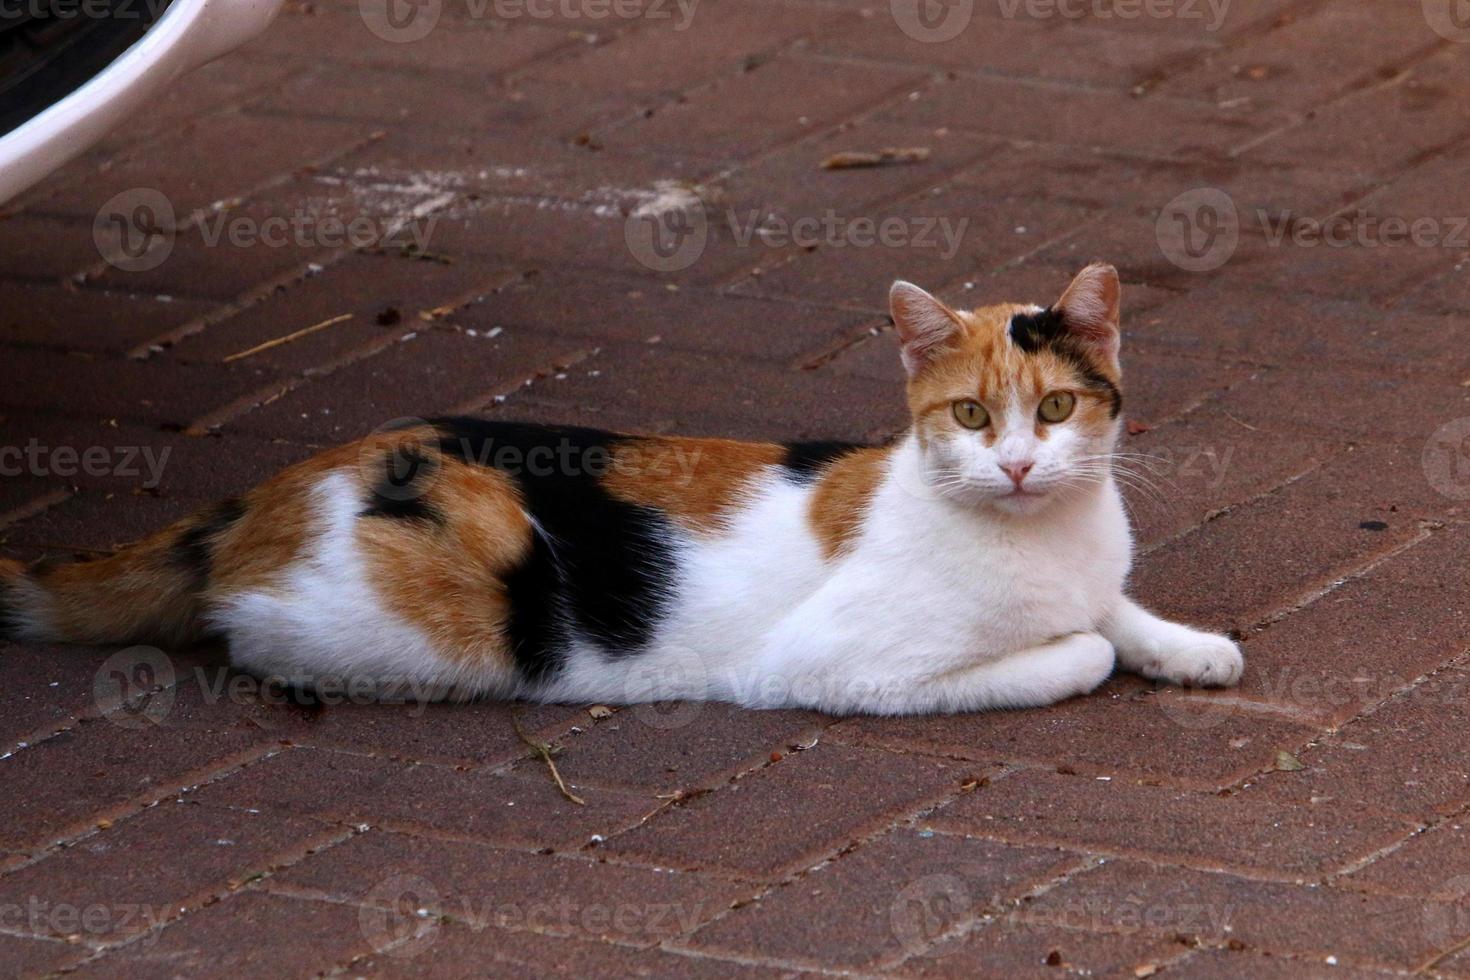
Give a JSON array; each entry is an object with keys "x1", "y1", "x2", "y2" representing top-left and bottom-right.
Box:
[{"x1": 2, "y1": 0, "x2": 1470, "y2": 975}]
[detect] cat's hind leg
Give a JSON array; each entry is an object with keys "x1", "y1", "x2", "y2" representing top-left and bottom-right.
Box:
[{"x1": 1101, "y1": 596, "x2": 1243, "y2": 688}]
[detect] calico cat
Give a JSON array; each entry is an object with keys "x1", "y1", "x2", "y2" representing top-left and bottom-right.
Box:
[{"x1": 0, "y1": 263, "x2": 1242, "y2": 714}]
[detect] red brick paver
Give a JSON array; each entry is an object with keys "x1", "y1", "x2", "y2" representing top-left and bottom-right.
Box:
[{"x1": 3, "y1": 0, "x2": 1470, "y2": 976}]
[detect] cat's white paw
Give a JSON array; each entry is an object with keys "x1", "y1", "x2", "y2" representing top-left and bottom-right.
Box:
[{"x1": 1129, "y1": 631, "x2": 1243, "y2": 688}]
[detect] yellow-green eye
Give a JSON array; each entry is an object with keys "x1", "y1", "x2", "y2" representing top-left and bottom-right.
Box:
[
  {"x1": 953, "y1": 400, "x2": 989, "y2": 429},
  {"x1": 1038, "y1": 391, "x2": 1076, "y2": 424}
]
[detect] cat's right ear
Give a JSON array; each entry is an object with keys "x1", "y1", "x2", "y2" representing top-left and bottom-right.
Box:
[{"x1": 890, "y1": 281, "x2": 965, "y2": 377}]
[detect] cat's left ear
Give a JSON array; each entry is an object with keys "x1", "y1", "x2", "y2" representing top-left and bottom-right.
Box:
[
  {"x1": 890, "y1": 281, "x2": 966, "y2": 377},
  {"x1": 1054, "y1": 262, "x2": 1121, "y2": 371}
]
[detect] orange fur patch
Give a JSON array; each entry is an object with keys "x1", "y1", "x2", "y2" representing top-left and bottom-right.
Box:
[
  {"x1": 602, "y1": 437, "x2": 783, "y2": 535},
  {"x1": 353, "y1": 453, "x2": 530, "y2": 670},
  {"x1": 807, "y1": 447, "x2": 892, "y2": 560}
]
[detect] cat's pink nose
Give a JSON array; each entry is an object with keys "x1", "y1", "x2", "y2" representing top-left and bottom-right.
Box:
[{"x1": 1002, "y1": 461, "x2": 1034, "y2": 487}]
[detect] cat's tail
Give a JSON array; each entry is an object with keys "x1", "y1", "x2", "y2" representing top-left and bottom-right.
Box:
[{"x1": 0, "y1": 499, "x2": 243, "y2": 647}]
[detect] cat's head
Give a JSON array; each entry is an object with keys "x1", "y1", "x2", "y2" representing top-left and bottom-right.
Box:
[{"x1": 890, "y1": 263, "x2": 1123, "y2": 514}]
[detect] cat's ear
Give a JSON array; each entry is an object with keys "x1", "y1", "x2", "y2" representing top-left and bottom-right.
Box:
[
  {"x1": 1054, "y1": 263, "x2": 1121, "y2": 370},
  {"x1": 890, "y1": 281, "x2": 965, "y2": 377}
]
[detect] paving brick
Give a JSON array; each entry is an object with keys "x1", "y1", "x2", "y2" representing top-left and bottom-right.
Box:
[
  {"x1": 1155, "y1": 2, "x2": 1442, "y2": 109},
  {"x1": 520, "y1": 1, "x2": 854, "y2": 95},
  {"x1": 876, "y1": 73, "x2": 1290, "y2": 159},
  {"x1": 184, "y1": 747, "x2": 664, "y2": 850},
  {"x1": 0, "y1": 934, "x2": 88, "y2": 979},
  {"x1": 829, "y1": 675, "x2": 1317, "y2": 790},
  {"x1": 243, "y1": 7, "x2": 577, "y2": 75},
  {"x1": 519, "y1": 703, "x2": 827, "y2": 793},
  {"x1": 0, "y1": 213, "x2": 112, "y2": 282},
  {"x1": 460, "y1": 270, "x2": 877, "y2": 360},
  {"x1": 949, "y1": 143, "x2": 1372, "y2": 219},
  {"x1": 0, "y1": 804, "x2": 344, "y2": 943},
  {"x1": 1121, "y1": 402, "x2": 1332, "y2": 551},
  {"x1": 889, "y1": 918, "x2": 1185, "y2": 979},
  {"x1": 0, "y1": 643, "x2": 115, "y2": 751},
  {"x1": 1245, "y1": 664, "x2": 1470, "y2": 823},
  {"x1": 1127, "y1": 444, "x2": 1436, "y2": 633},
  {"x1": 1346, "y1": 818, "x2": 1470, "y2": 900},
  {"x1": 1022, "y1": 858, "x2": 1470, "y2": 971},
  {"x1": 65, "y1": 891, "x2": 374, "y2": 979},
  {"x1": 727, "y1": 188, "x2": 1092, "y2": 310},
  {"x1": 268, "y1": 829, "x2": 747, "y2": 944},
  {"x1": 223, "y1": 326, "x2": 587, "y2": 441},
  {"x1": 716, "y1": 123, "x2": 1002, "y2": 219},
  {"x1": 0, "y1": 675, "x2": 278, "y2": 853},
  {"x1": 818, "y1": 16, "x2": 1216, "y2": 89},
  {"x1": 1244, "y1": 48, "x2": 1470, "y2": 175},
  {"x1": 595, "y1": 55, "x2": 924, "y2": 163},
  {"x1": 1162, "y1": 948, "x2": 1402, "y2": 980},
  {"x1": 1129, "y1": 282, "x2": 1470, "y2": 381},
  {"x1": 600, "y1": 741, "x2": 977, "y2": 878},
  {"x1": 0, "y1": 285, "x2": 218, "y2": 355},
  {"x1": 262, "y1": 65, "x2": 641, "y2": 142},
  {"x1": 292, "y1": 700, "x2": 584, "y2": 768},
  {"x1": 509, "y1": 342, "x2": 909, "y2": 442},
  {"x1": 1023, "y1": 0, "x2": 1296, "y2": 38},
  {"x1": 169, "y1": 252, "x2": 516, "y2": 372},
  {"x1": 685, "y1": 827, "x2": 1083, "y2": 969},
  {"x1": 31, "y1": 111, "x2": 375, "y2": 225},
  {"x1": 343, "y1": 924, "x2": 807, "y2": 978},
  {"x1": 1213, "y1": 523, "x2": 1470, "y2": 727},
  {"x1": 920, "y1": 767, "x2": 1414, "y2": 880}
]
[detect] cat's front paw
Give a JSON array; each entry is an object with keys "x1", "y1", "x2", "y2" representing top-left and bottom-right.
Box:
[{"x1": 1131, "y1": 632, "x2": 1243, "y2": 688}]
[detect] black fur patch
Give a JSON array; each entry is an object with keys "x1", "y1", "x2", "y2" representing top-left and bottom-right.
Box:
[
  {"x1": 173, "y1": 498, "x2": 246, "y2": 588},
  {"x1": 361, "y1": 446, "x2": 442, "y2": 524},
  {"x1": 1008, "y1": 308, "x2": 1122, "y2": 420},
  {"x1": 781, "y1": 441, "x2": 864, "y2": 482},
  {"x1": 433, "y1": 418, "x2": 678, "y2": 685}
]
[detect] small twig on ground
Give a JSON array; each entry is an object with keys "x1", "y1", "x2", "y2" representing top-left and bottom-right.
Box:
[
  {"x1": 223, "y1": 313, "x2": 354, "y2": 363},
  {"x1": 512, "y1": 710, "x2": 584, "y2": 806},
  {"x1": 821, "y1": 147, "x2": 930, "y2": 169}
]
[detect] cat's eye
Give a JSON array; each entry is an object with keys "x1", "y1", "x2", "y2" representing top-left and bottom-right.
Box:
[
  {"x1": 953, "y1": 400, "x2": 989, "y2": 429},
  {"x1": 1038, "y1": 391, "x2": 1076, "y2": 424}
]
